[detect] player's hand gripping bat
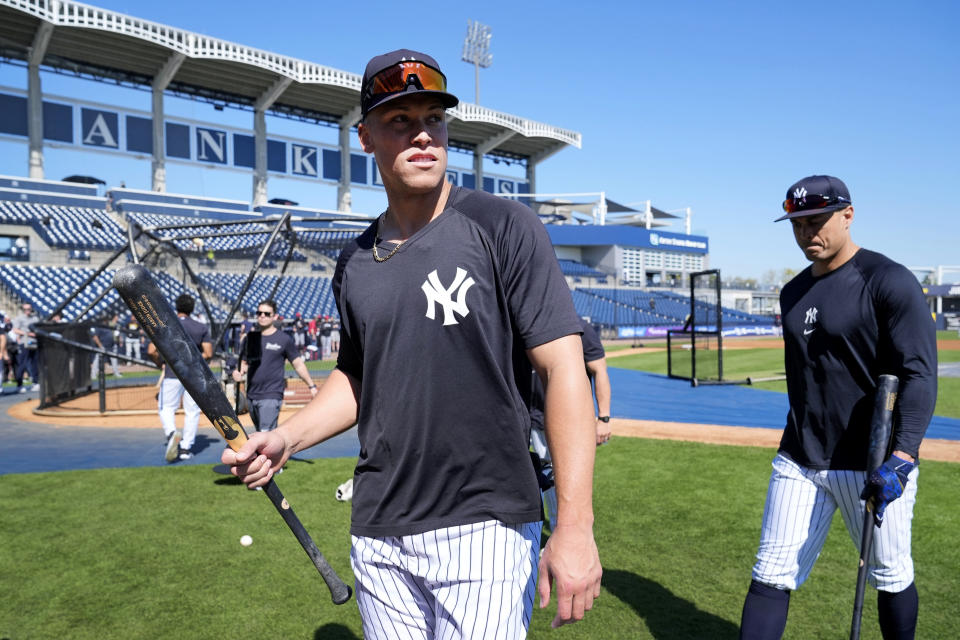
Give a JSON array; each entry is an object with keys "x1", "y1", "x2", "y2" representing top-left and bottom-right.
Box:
[
  {"x1": 849, "y1": 374, "x2": 898, "y2": 640},
  {"x1": 113, "y1": 264, "x2": 352, "y2": 605}
]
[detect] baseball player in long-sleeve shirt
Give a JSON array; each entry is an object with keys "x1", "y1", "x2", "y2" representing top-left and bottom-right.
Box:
[{"x1": 739, "y1": 175, "x2": 937, "y2": 640}]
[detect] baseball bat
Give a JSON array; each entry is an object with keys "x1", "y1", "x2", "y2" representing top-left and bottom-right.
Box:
[
  {"x1": 849, "y1": 374, "x2": 899, "y2": 640},
  {"x1": 113, "y1": 264, "x2": 352, "y2": 605}
]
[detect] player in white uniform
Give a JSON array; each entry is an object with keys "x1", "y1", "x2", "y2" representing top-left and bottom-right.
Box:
[
  {"x1": 738, "y1": 176, "x2": 937, "y2": 640},
  {"x1": 223, "y1": 49, "x2": 602, "y2": 638}
]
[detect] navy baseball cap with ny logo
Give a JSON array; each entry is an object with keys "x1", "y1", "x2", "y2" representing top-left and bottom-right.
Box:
[{"x1": 776, "y1": 175, "x2": 852, "y2": 221}]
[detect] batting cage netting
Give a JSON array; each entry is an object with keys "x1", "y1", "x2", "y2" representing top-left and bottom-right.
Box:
[{"x1": 36, "y1": 322, "x2": 164, "y2": 414}]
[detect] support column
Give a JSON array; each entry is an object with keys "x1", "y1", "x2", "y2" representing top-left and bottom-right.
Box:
[
  {"x1": 337, "y1": 107, "x2": 361, "y2": 212},
  {"x1": 27, "y1": 22, "x2": 53, "y2": 180},
  {"x1": 151, "y1": 87, "x2": 166, "y2": 191},
  {"x1": 151, "y1": 52, "x2": 185, "y2": 192},
  {"x1": 253, "y1": 109, "x2": 268, "y2": 206},
  {"x1": 473, "y1": 130, "x2": 516, "y2": 193},
  {"x1": 473, "y1": 151, "x2": 484, "y2": 192},
  {"x1": 27, "y1": 64, "x2": 44, "y2": 179},
  {"x1": 252, "y1": 76, "x2": 292, "y2": 207},
  {"x1": 526, "y1": 143, "x2": 566, "y2": 198}
]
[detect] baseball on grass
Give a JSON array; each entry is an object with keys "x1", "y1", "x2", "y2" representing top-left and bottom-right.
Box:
[{"x1": 240, "y1": 535, "x2": 253, "y2": 547}]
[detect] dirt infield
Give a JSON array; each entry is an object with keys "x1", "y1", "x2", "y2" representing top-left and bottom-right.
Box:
[
  {"x1": 608, "y1": 418, "x2": 960, "y2": 463},
  {"x1": 9, "y1": 397, "x2": 959, "y2": 463}
]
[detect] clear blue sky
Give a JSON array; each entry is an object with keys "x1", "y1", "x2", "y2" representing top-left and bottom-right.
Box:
[{"x1": 0, "y1": 0, "x2": 957, "y2": 281}]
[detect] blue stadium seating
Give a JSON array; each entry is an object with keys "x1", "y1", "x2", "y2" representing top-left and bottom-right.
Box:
[
  {"x1": 0, "y1": 200, "x2": 126, "y2": 250},
  {"x1": 558, "y1": 259, "x2": 607, "y2": 279},
  {"x1": 195, "y1": 272, "x2": 337, "y2": 319},
  {"x1": 574, "y1": 287, "x2": 774, "y2": 328}
]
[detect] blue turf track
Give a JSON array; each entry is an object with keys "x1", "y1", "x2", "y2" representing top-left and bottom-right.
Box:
[
  {"x1": 609, "y1": 369, "x2": 960, "y2": 441},
  {"x1": 1, "y1": 368, "x2": 957, "y2": 475}
]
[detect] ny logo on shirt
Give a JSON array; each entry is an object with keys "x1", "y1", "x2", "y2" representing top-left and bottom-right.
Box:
[
  {"x1": 803, "y1": 306, "x2": 819, "y2": 335},
  {"x1": 422, "y1": 267, "x2": 475, "y2": 326}
]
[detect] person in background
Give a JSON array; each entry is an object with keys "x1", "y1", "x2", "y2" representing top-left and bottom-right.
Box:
[
  {"x1": 149, "y1": 294, "x2": 213, "y2": 463},
  {"x1": 11, "y1": 302, "x2": 40, "y2": 393},
  {"x1": 232, "y1": 299, "x2": 318, "y2": 433},
  {"x1": 90, "y1": 314, "x2": 123, "y2": 379}
]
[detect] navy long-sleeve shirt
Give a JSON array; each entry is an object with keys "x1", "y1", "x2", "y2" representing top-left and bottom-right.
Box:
[{"x1": 778, "y1": 249, "x2": 937, "y2": 470}]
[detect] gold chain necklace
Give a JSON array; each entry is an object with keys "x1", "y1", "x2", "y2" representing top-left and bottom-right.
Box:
[{"x1": 372, "y1": 212, "x2": 402, "y2": 263}]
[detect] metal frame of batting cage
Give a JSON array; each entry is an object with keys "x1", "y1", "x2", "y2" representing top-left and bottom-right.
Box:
[
  {"x1": 34, "y1": 210, "x2": 368, "y2": 413},
  {"x1": 667, "y1": 268, "x2": 748, "y2": 387}
]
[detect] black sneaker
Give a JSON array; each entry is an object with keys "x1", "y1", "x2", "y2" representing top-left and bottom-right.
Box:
[
  {"x1": 177, "y1": 446, "x2": 193, "y2": 461},
  {"x1": 164, "y1": 431, "x2": 181, "y2": 463}
]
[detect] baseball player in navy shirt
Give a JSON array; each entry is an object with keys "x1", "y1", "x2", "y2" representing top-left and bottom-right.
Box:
[
  {"x1": 223, "y1": 49, "x2": 601, "y2": 637},
  {"x1": 148, "y1": 293, "x2": 213, "y2": 462},
  {"x1": 739, "y1": 176, "x2": 937, "y2": 640}
]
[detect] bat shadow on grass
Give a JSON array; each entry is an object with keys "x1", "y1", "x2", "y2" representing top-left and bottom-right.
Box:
[{"x1": 603, "y1": 569, "x2": 738, "y2": 639}]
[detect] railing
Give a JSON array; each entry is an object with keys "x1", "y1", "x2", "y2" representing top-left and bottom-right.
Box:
[{"x1": 2, "y1": 0, "x2": 581, "y2": 147}]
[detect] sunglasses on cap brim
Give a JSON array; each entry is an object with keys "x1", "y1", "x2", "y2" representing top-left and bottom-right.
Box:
[
  {"x1": 781, "y1": 194, "x2": 850, "y2": 214},
  {"x1": 364, "y1": 62, "x2": 448, "y2": 102}
]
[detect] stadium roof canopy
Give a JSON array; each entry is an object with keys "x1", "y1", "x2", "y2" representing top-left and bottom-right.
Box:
[
  {"x1": 0, "y1": 0, "x2": 581, "y2": 163},
  {"x1": 532, "y1": 197, "x2": 680, "y2": 227}
]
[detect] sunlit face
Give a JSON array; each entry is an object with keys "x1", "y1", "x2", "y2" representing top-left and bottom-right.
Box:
[
  {"x1": 255, "y1": 305, "x2": 276, "y2": 328},
  {"x1": 790, "y1": 206, "x2": 854, "y2": 271},
  {"x1": 358, "y1": 94, "x2": 449, "y2": 197}
]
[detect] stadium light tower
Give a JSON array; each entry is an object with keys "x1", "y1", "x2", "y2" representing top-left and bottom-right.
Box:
[{"x1": 462, "y1": 20, "x2": 492, "y2": 103}]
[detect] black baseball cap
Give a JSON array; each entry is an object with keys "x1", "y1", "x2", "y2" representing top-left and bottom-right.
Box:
[
  {"x1": 360, "y1": 49, "x2": 459, "y2": 118},
  {"x1": 776, "y1": 175, "x2": 852, "y2": 222}
]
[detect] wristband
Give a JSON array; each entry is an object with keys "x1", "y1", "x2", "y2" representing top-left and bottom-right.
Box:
[
  {"x1": 598, "y1": 416, "x2": 610, "y2": 423},
  {"x1": 309, "y1": 385, "x2": 317, "y2": 390}
]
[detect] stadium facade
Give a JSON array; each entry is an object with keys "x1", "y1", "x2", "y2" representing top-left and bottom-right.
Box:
[{"x1": 0, "y1": 0, "x2": 782, "y2": 342}]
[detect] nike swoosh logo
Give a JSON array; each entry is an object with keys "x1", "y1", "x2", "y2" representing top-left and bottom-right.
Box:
[{"x1": 803, "y1": 328, "x2": 815, "y2": 335}]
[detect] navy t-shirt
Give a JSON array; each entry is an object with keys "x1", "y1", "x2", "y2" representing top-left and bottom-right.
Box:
[
  {"x1": 162, "y1": 316, "x2": 211, "y2": 379},
  {"x1": 530, "y1": 318, "x2": 605, "y2": 429},
  {"x1": 91, "y1": 326, "x2": 115, "y2": 350},
  {"x1": 778, "y1": 249, "x2": 937, "y2": 469},
  {"x1": 334, "y1": 186, "x2": 582, "y2": 537},
  {"x1": 240, "y1": 330, "x2": 300, "y2": 400}
]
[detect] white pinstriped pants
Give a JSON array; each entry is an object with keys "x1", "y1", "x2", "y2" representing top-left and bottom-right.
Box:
[
  {"x1": 351, "y1": 520, "x2": 541, "y2": 639},
  {"x1": 752, "y1": 453, "x2": 918, "y2": 592},
  {"x1": 158, "y1": 378, "x2": 201, "y2": 450}
]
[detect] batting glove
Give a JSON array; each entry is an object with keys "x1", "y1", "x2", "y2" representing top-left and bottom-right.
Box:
[{"x1": 860, "y1": 454, "x2": 915, "y2": 527}]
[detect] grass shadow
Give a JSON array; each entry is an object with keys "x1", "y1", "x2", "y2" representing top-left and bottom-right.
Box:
[
  {"x1": 313, "y1": 623, "x2": 360, "y2": 639},
  {"x1": 603, "y1": 569, "x2": 738, "y2": 639}
]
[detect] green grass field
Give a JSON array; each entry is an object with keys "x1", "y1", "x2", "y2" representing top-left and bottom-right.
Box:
[
  {"x1": 2, "y1": 438, "x2": 958, "y2": 639},
  {"x1": 608, "y1": 337, "x2": 960, "y2": 419}
]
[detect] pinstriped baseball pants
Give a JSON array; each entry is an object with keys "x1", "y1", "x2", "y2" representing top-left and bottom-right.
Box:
[
  {"x1": 751, "y1": 453, "x2": 918, "y2": 593},
  {"x1": 351, "y1": 520, "x2": 541, "y2": 639}
]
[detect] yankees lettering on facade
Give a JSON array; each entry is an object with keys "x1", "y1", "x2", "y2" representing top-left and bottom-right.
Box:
[{"x1": 422, "y1": 267, "x2": 475, "y2": 326}]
